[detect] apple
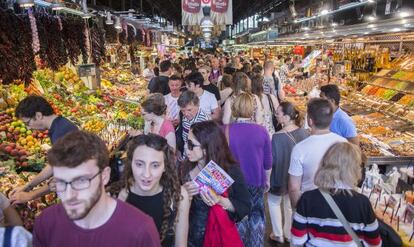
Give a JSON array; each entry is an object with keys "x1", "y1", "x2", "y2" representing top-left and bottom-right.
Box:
[
  {"x1": 10, "y1": 149, "x2": 18, "y2": 156},
  {"x1": 4, "y1": 146, "x2": 12, "y2": 153}
]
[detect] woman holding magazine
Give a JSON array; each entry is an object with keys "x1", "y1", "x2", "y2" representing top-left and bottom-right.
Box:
[{"x1": 181, "y1": 120, "x2": 251, "y2": 247}]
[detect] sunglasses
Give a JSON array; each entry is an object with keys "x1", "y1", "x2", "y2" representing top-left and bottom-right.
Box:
[{"x1": 187, "y1": 140, "x2": 201, "y2": 151}]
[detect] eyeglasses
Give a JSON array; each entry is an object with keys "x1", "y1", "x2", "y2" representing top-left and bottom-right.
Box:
[
  {"x1": 187, "y1": 140, "x2": 201, "y2": 151},
  {"x1": 50, "y1": 170, "x2": 102, "y2": 193},
  {"x1": 22, "y1": 118, "x2": 33, "y2": 126}
]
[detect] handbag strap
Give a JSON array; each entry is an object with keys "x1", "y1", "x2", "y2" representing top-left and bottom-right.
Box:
[
  {"x1": 225, "y1": 124, "x2": 230, "y2": 146},
  {"x1": 3, "y1": 226, "x2": 14, "y2": 247},
  {"x1": 319, "y1": 189, "x2": 363, "y2": 247},
  {"x1": 284, "y1": 130, "x2": 297, "y2": 145},
  {"x1": 266, "y1": 94, "x2": 275, "y2": 115}
]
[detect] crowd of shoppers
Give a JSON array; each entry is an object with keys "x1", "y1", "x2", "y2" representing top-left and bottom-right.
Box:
[{"x1": 5, "y1": 53, "x2": 383, "y2": 247}]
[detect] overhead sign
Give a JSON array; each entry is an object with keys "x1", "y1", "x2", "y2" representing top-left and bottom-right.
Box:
[{"x1": 182, "y1": 0, "x2": 232, "y2": 26}]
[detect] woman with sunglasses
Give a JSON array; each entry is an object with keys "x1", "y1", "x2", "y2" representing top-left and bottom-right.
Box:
[
  {"x1": 181, "y1": 121, "x2": 251, "y2": 247},
  {"x1": 225, "y1": 92, "x2": 272, "y2": 247},
  {"x1": 116, "y1": 134, "x2": 190, "y2": 247}
]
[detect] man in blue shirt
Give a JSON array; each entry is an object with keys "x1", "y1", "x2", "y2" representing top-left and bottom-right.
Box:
[
  {"x1": 320, "y1": 84, "x2": 359, "y2": 146},
  {"x1": 10, "y1": 96, "x2": 78, "y2": 204}
]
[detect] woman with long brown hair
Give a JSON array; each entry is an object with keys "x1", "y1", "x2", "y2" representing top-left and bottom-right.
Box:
[
  {"x1": 181, "y1": 121, "x2": 251, "y2": 247},
  {"x1": 117, "y1": 134, "x2": 189, "y2": 247}
]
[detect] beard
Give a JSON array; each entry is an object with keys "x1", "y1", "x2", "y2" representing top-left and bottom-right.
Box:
[{"x1": 63, "y1": 179, "x2": 103, "y2": 221}]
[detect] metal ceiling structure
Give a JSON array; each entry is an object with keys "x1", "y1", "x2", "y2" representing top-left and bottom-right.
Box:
[{"x1": 90, "y1": 0, "x2": 298, "y2": 25}]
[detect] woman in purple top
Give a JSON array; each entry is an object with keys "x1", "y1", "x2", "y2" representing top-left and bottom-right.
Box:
[{"x1": 225, "y1": 92, "x2": 272, "y2": 247}]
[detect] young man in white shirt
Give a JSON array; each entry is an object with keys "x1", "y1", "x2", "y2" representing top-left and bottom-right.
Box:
[
  {"x1": 184, "y1": 71, "x2": 221, "y2": 121},
  {"x1": 288, "y1": 98, "x2": 346, "y2": 209},
  {"x1": 164, "y1": 75, "x2": 183, "y2": 127}
]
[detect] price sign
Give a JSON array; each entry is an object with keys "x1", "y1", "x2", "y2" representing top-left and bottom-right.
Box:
[
  {"x1": 387, "y1": 196, "x2": 398, "y2": 209},
  {"x1": 404, "y1": 203, "x2": 414, "y2": 223},
  {"x1": 78, "y1": 64, "x2": 96, "y2": 77}
]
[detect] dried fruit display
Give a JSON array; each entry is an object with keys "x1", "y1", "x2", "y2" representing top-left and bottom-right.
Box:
[
  {"x1": 0, "y1": 9, "x2": 36, "y2": 84},
  {"x1": 61, "y1": 17, "x2": 86, "y2": 65},
  {"x1": 90, "y1": 22, "x2": 106, "y2": 66},
  {"x1": 35, "y1": 13, "x2": 68, "y2": 71}
]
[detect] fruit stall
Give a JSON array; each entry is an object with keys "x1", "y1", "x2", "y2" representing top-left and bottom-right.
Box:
[{"x1": 0, "y1": 7, "x2": 158, "y2": 229}]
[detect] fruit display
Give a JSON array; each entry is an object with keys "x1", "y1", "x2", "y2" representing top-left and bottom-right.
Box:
[
  {"x1": 0, "y1": 64, "x2": 147, "y2": 230},
  {"x1": 0, "y1": 166, "x2": 58, "y2": 230}
]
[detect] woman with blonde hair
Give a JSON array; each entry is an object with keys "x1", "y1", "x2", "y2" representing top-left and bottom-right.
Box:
[
  {"x1": 222, "y1": 72, "x2": 263, "y2": 125},
  {"x1": 225, "y1": 92, "x2": 272, "y2": 247},
  {"x1": 291, "y1": 142, "x2": 382, "y2": 247}
]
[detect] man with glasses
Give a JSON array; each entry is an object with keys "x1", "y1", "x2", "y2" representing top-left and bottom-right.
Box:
[
  {"x1": 9, "y1": 95, "x2": 78, "y2": 205},
  {"x1": 33, "y1": 131, "x2": 160, "y2": 247}
]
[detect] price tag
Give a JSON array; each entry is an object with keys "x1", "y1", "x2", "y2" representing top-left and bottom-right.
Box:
[
  {"x1": 387, "y1": 196, "x2": 398, "y2": 209},
  {"x1": 404, "y1": 203, "x2": 414, "y2": 223},
  {"x1": 372, "y1": 184, "x2": 382, "y2": 194}
]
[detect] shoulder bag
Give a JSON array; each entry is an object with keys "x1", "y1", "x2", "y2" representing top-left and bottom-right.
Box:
[
  {"x1": 266, "y1": 94, "x2": 282, "y2": 132},
  {"x1": 319, "y1": 189, "x2": 363, "y2": 247}
]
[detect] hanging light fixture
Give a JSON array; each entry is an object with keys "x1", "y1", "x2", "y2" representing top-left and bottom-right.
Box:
[
  {"x1": 114, "y1": 16, "x2": 122, "y2": 29},
  {"x1": 105, "y1": 12, "x2": 114, "y2": 25},
  {"x1": 17, "y1": 0, "x2": 34, "y2": 8}
]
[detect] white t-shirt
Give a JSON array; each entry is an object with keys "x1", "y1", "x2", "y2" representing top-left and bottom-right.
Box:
[
  {"x1": 0, "y1": 193, "x2": 10, "y2": 226},
  {"x1": 199, "y1": 90, "x2": 218, "y2": 116},
  {"x1": 288, "y1": 132, "x2": 347, "y2": 193},
  {"x1": 0, "y1": 226, "x2": 32, "y2": 247},
  {"x1": 164, "y1": 94, "x2": 180, "y2": 121}
]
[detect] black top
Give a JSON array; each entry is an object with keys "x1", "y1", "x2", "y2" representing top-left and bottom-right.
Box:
[
  {"x1": 187, "y1": 165, "x2": 251, "y2": 247},
  {"x1": 148, "y1": 76, "x2": 171, "y2": 95},
  {"x1": 126, "y1": 189, "x2": 175, "y2": 247},
  {"x1": 202, "y1": 83, "x2": 221, "y2": 101},
  {"x1": 49, "y1": 116, "x2": 78, "y2": 145}
]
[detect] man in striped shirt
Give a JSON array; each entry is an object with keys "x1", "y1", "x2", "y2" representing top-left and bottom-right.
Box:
[{"x1": 177, "y1": 91, "x2": 211, "y2": 153}]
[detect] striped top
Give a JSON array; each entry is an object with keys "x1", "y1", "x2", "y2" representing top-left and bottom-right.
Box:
[
  {"x1": 291, "y1": 189, "x2": 381, "y2": 247},
  {"x1": 182, "y1": 108, "x2": 211, "y2": 144}
]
